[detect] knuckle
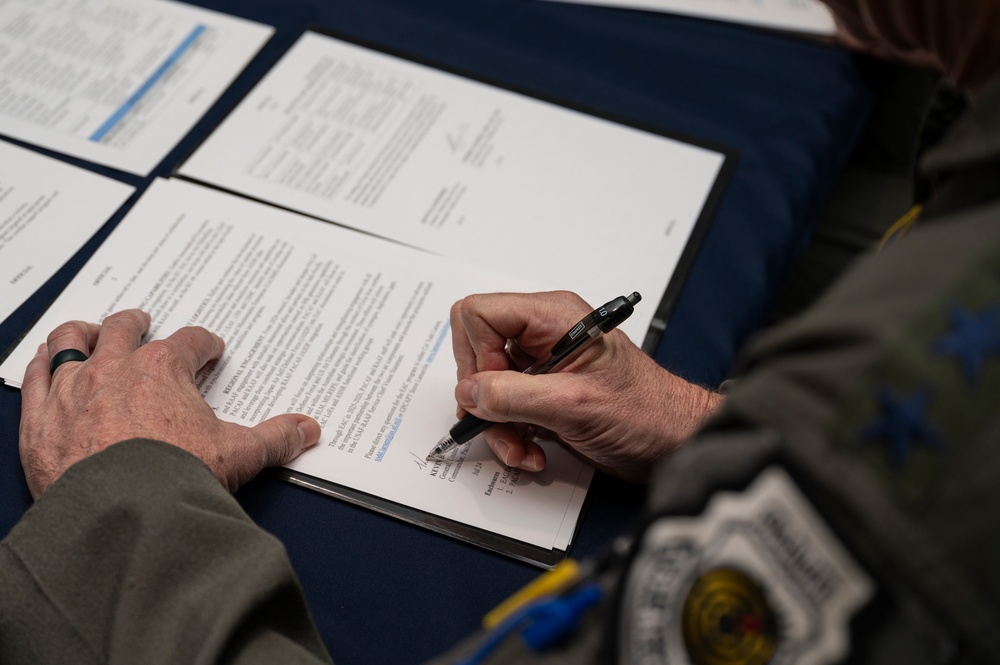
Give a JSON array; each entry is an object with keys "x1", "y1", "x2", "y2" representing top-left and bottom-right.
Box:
[
  {"x1": 102, "y1": 310, "x2": 133, "y2": 326},
  {"x1": 481, "y1": 379, "x2": 514, "y2": 420},
  {"x1": 255, "y1": 421, "x2": 298, "y2": 467},
  {"x1": 256, "y1": 430, "x2": 283, "y2": 466},
  {"x1": 84, "y1": 354, "x2": 117, "y2": 377},
  {"x1": 550, "y1": 290, "x2": 588, "y2": 315},
  {"x1": 46, "y1": 321, "x2": 85, "y2": 346},
  {"x1": 142, "y1": 339, "x2": 173, "y2": 361},
  {"x1": 180, "y1": 324, "x2": 211, "y2": 338},
  {"x1": 140, "y1": 340, "x2": 183, "y2": 372},
  {"x1": 271, "y1": 436, "x2": 297, "y2": 467},
  {"x1": 179, "y1": 325, "x2": 223, "y2": 354},
  {"x1": 553, "y1": 382, "x2": 606, "y2": 439},
  {"x1": 556, "y1": 381, "x2": 591, "y2": 408},
  {"x1": 104, "y1": 309, "x2": 150, "y2": 336},
  {"x1": 461, "y1": 293, "x2": 490, "y2": 318}
]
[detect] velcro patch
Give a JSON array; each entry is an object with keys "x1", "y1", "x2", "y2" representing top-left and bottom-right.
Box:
[{"x1": 618, "y1": 467, "x2": 872, "y2": 665}]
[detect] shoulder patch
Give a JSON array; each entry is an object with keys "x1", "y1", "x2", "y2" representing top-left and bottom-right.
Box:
[{"x1": 617, "y1": 468, "x2": 872, "y2": 665}]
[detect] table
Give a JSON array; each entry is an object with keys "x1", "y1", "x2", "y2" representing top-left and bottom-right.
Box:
[{"x1": 0, "y1": 1, "x2": 872, "y2": 662}]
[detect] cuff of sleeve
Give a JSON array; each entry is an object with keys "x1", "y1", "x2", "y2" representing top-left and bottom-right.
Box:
[
  {"x1": 6, "y1": 437, "x2": 243, "y2": 576},
  {"x1": 0, "y1": 439, "x2": 316, "y2": 663},
  {"x1": 59, "y1": 437, "x2": 219, "y2": 490}
]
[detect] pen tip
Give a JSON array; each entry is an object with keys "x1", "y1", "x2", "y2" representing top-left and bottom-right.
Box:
[{"x1": 426, "y1": 434, "x2": 457, "y2": 461}]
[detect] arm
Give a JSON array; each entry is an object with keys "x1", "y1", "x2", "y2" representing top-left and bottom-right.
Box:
[
  {"x1": 449, "y1": 291, "x2": 723, "y2": 483},
  {"x1": 0, "y1": 439, "x2": 331, "y2": 665},
  {"x1": 6, "y1": 309, "x2": 332, "y2": 663}
]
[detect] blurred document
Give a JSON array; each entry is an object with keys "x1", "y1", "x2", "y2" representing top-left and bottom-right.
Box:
[
  {"x1": 539, "y1": 0, "x2": 836, "y2": 35},
  {"x1": 0, "y1": 0, "x2": 272, "y2": 175},
  {"x1": 0, "y1": 141, "x2": 133, "y2": 324},
  {"x1": 0, "y1": 178, "x2": 591, "y2": 555},
  {"x1": 179, "y1": 32, "x2": 728, "y2": 344}
]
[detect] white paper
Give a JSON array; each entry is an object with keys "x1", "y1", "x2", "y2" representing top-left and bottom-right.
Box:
[
  {"x1": 0, "y1": 140, "x2": 133, "y2": 325},
  {"x1": 0, "y1": 178, "x2": 593, "y2": 551},
  {"x1": 179, "y1": 32, "x2": 727, "y2": 344},
  {"x1": 0, "y1": 0, "x2": 273, "y2": 175},
  {"x1": 539, "y1": 0, "x2": 836, "y2": 35}
]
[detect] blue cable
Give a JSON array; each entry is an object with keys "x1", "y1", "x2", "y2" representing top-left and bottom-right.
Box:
[{"x1": 454, "y1": 583, "x2": 603, "y2": 665}]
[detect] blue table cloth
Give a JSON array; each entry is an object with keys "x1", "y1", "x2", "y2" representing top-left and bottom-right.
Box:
[{"x1": 0, "y1": 1, "x2": 872, "y2": 663}]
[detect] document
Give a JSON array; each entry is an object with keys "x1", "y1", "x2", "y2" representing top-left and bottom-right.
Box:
[
  {"x1": 0, "y1": 0, "x2": 272, "y2": 175},
  {"x1": 0, "y1": 140, "x2": 133, "y2": 325},
  {"x1": 2, "y1": 33, "x2": 730, "y2": 564},
  {"x1": 0, "y1": 178, "x2": 592, "y2": 565},
  {"x1": 179, "y1": 32, "x2": 729, "y2": 346},
  {"x1": 537, "y1": 0, "x2": 836, "y2": 35}
]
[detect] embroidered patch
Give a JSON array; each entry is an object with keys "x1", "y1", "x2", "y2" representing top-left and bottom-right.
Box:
[
  {"x1": 859, "y1": 386, "x2": 942, "y2": 470},
  {"x1": 618, "y1": 468, "x2": 872, "y2": 665},
  {"x1": 681, "y1": 567, "x2": 778, "y2": 665},
  {"x1": 833, "y1": 239, "x2": 1000, "y2": 508},
  {"x1": 932, "y1": 303, "x2": 1000, "y2": 384}
]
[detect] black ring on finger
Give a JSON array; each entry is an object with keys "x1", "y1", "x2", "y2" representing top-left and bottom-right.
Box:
[{"x1": 49, "y1": 349, "x2": 89, "y2": 376}]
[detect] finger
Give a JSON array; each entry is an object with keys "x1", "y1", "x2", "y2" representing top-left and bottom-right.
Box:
[
  {"x1": 21, "y1": 344, "x2": 52, "y2": 412},
  {"x1": 92, "y1": 310, "x2": 151, "y2": 359},
  {"x1": 251, "y1": 414, "x2": 321, "y2": 469},
  {"x1": 46, "y1": 320, "x2": 101, "y2": 357},
  {"x1": 211, "y1": 415, "x2": 320, "y2": 493},
  {"x1": 151, "y1": 326, "x2": 225, "y2": 380},
  {"x1": 482, "y1": 423, "x2": 546, "y2": 472},
  {"x1": 453, "y1": 290, "x2": 596, "y2": 377},
  {"x1": 504, "y1": 337, "x2": 537, "y2": 372},
  {"x1": 457, "y1": 294, "x2": 537, "y2": 374},
  {"x1": 457, "y1": 370, "x2": 590, "y2": 434},
  {"x1": 460, "y1": 291, "x2": 591, "y2": 364},
  {"x1": 450, "y1": 299, "x2": 481, "y2": 381}
]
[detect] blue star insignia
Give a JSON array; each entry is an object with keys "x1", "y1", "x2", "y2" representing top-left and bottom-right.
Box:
[
  {"x1": 860, "y1": 386, "x2": 942, "y2": 471},
  {"x1": 933, "y1": 302, "x2": 1000, "y2": 384}
]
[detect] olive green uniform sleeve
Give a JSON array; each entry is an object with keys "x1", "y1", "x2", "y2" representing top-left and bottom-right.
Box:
[
  {"x1": 715, "y1": 201, "x2": 1000, "y2": 662},
  {"x1": 711, "y1": 81, "x2": 1000, "y2": 661},
  {"x1": 427, "y1": 79, "x2": 1000, "y2": 664},
  {"x1": 0, "y1": 438, "x2": 333, "y2": 665}
]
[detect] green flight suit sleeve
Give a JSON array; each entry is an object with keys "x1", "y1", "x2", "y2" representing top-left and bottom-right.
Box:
[{"x1": 0, "y1": 438, "x2": 333, "y2": 665}]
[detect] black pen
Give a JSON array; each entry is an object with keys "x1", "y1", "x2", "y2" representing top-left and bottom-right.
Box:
[{"x1": 425, "y1": 292, "x2": 641, "y2": 461}]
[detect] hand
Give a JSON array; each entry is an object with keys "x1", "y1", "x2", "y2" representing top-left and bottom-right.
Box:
[
  {"x1": 19, "y1": 309, "x2": 321, "y2": 499},
  {"x1": 450, "y1": 291, "x2": 723, "y2": 483}
]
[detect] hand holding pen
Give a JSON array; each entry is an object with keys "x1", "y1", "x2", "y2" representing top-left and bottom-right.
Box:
[
  {"x1": 428, "y1": 292, "x2": 641, "y2": 460},
  {"x1": 437, "y1": 291, "x2": 724, "y2": 483}
]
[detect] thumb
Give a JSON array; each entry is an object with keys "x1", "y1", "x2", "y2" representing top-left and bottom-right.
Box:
[
  {"x1": 457, "y1": 371, "x2": 560, "y2": 427},
  {"x1": 250, "y1": 413, "x2": 321, "y2": 470}
]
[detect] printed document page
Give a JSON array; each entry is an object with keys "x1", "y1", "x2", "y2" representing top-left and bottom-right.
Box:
[
  {"x1": 538, "y1": 0, "x2": 836, "y2": 35},
  {"x1": 0, "y1": 178, "x2": 592, "y2": 552},
  {"x1": 179, "y1": 32, "x2": 728, "y2": 343},
  {"x1": 0, "y1": 0, "x2": 273, "y2": 175},
  {"x1": 0, "y1": 140, "x2": 133, "y2": 324}
]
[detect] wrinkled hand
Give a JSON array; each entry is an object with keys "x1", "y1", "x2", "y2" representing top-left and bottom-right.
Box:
[
  {"x1": 450, "y1": 291, "x2": 723, "y2": 483},
  {"x1": 19, "y1": 309, "x2": 320, "y2": 499}
]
